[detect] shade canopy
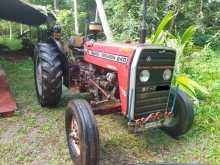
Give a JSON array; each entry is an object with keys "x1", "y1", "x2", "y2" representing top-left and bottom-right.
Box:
[{"x1": 0, "y1": 0, "x2": 55, "y2": 26}]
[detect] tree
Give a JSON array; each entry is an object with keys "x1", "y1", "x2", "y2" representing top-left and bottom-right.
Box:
[
  {"x1": 9, "y1": 23, "x2": 12, "y2": 40},
  {"x1": 73, "y1": 0, "x2": 79, "y2": 34},
  {"x1": 54, "y1": 0, "x2": 57, "y2": 10}
]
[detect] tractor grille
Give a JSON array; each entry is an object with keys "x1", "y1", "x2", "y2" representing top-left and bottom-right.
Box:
[{"x1": 134, "y1": 49, "x2": 176, "y2": 118}]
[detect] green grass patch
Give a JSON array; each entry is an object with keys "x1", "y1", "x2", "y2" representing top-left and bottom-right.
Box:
[
  {"x1": 0, "y1": 37, "x2": 22, "y2": 51},
  {"x1": 0, "y1": 50, "x2": 220, "y2": 164}
]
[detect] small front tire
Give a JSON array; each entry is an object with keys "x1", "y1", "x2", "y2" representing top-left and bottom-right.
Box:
[
  {"x1": 162, "y1": 88, "x2": 194, "y2": 137},
  {"x1": 65, "y1": 99, "x2": 100, "y2": 165}
]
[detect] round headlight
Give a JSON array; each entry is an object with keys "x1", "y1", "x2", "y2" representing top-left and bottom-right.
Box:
[
  {"x1": 139, "y1": 70, "x2": 150, "y2": 83},
  {"x1": 163, "y1": 69, "x2": 172, "y2": 81}
]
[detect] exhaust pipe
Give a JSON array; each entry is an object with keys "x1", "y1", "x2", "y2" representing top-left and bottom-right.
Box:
[{"x1": 139, "y1": 0, "x2": 147, "y2": 44}]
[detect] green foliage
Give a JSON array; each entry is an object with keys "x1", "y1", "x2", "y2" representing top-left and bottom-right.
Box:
[
  {"x1": 176, "y1": 0, "x2": 220, "y2": 49},
  {"x1": 0, "y1": 37, "x2": 22, "y2": 51},
  {"x1": 207, "y1": 31, "x2": 220, "y2": 50},
  {"x1": 105, "y1": 0, "x2": 142, "y2": 40},
  {"x1": 147, "y1": 11, "x2": 207, "y2": 101},
  {"x1": 174, "y1": 74, "x2": 209, "y2": 101},
  {"x1": 104, "y1": 0, "x2": 220, "y2": 49},
  {"x1": 181, "y1": 26, "x2": 194, "y2": 45},
  {"x1": 0, "y1": 1, "x2": 219, "y2": 163},
  {"x1": 150, "y1": 11, "x2": 173, "y2": 44},
  {"x1": 57, "y1": 9, "x2": 74, "y2": 39},
  {"x1": 57, "y1": 9, "x2": 88, "y2": 39},
  {"x1": 168, "y1": 26, "x2": 195, "y2": 71},
  {"x1": 147, "y1": 11, "x2": 195, "y2": 70}
]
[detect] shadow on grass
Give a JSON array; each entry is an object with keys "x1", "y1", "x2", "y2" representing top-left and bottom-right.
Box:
[
  {"x1": 30, "y1": 86, "x2": 203, "y2": 164},
  {"x1": 98, "y1": 113, "x2": 197, "y2": 164}
]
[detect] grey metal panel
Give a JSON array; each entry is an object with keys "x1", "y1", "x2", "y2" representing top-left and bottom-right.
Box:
[{"x1": 0, "y1": 0, "x2": 55, "y2": 25}]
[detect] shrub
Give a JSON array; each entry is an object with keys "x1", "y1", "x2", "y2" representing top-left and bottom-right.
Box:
[{"x1": 0, "y1": 37, "x2": 22, "y2": 51}]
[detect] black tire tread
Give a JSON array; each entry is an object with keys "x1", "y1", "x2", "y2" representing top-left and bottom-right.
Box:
[
  {"x1": 65, "y1": 99, "x2": 99, "y2": 165},
  {"x1": 162, "y1": 89, "x2": 194, "y2": 137},
  {"x1": 34, "y1": 43, "x2": 63, "y2": 107}
]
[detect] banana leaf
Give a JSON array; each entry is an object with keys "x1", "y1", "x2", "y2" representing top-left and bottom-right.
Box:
[{"x1": 175, "y1": 74, "x2": 209, "y2": 100}]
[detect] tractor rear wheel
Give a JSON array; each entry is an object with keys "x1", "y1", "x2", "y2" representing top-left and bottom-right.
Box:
[
  {"x1": 65, "y1": 99, "x2": 100, "y2": 165},
  {"x1": 34, "y1": 43, "x2": 63, "y2": 107},
  {"x1": 162, "y1": 88, "x2": 194, "y2": 137}
]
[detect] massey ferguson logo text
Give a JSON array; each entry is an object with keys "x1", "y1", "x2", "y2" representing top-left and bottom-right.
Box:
[{"x1": 89, "y1": 50, "x2": 128, "y2": 64}]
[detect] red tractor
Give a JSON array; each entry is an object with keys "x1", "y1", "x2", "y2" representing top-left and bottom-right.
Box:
[{"x1": 34, "y1": 1, "x2": 194, "y2": 165}]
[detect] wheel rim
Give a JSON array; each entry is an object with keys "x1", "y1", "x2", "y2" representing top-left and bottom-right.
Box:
[
  {"x1": 69, "y1": 117, "x2": 80, "y2": 156},
  {"x1": 36, "y1": 56, "x2": 43, "y2": 96}
]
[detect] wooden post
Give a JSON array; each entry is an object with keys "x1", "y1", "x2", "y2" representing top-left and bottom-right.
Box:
[
  {"x1": 95, "y1": 8, "x2": 99, "y2": 22},
  {"x1": 95, "y1": 0, "x2": 113, "y2": 41}
]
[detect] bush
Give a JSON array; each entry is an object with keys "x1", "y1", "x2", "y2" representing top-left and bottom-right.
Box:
[
  {"x1": 193, "y1": 29, "x2": 220, "y2": 50},
  {"x1": 0, "y1": 37, "x2": 22, "y2": 51}
]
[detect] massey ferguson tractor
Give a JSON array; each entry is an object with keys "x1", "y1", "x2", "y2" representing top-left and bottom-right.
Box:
[{"x1": 34, "y1": 1, "x2": 194, "y2": 164}]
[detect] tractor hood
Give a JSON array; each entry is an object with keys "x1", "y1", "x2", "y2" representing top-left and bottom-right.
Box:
[{"x1": 0, "y1": 0, "x2": 55, "y2": 26}]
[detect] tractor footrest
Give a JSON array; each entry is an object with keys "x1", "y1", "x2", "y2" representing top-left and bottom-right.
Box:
[{"x1": 0, "y1": 67, "x2": 16, "y2": 117}]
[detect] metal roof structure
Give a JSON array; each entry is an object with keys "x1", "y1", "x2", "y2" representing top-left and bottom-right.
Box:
[{"x1": 0, "y1": 0, "x2": 55, "y2": 25}]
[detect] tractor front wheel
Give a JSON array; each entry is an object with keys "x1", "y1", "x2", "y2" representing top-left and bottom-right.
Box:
[
  {"x1": 65, "y1": 99, "x2": 100, "y2": 165},
  {"x1": 162, "y1": 88, "x2": 194, "y2": 137}
]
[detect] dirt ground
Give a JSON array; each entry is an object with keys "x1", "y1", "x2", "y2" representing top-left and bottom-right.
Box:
[
  {"x1": 0, "y1": 52, "x2": 219, "y2": 165},
  {"x1": 0, "y1": 49, "x2": 29, "y2": 63}
]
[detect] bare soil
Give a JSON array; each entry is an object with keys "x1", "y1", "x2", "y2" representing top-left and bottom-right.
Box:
[{"x1": 0, "y1": 49, "x2": 29, "y2": 63}]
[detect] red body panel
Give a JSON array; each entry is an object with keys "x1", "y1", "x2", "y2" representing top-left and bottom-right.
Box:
[
  {"x1": 0, "y1": 67, "x2": 16, "y2": 117},
  {"x1": 84, "y1": 41, "x2": 138, "y2": 115}
]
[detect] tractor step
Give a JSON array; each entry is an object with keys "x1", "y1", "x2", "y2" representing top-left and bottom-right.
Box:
[{"x1": 0, "y1": 66, "x2": 16, "y2": 117}]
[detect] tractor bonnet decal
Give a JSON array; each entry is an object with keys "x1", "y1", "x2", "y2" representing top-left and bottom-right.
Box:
[{"x1": 88, "y1": 50, "x2": 128, "y2": 64}]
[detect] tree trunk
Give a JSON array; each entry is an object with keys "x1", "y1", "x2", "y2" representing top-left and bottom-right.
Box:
[
  {"x1": 153, "y1": 0, "x2": 158, "y2": 12},
  {"x1": 20, "y1": 24, "x2": 23, "y2": 35},
  {"x1": 73, "y1": 0, "x2": 79, "y2": 34},
  {"x1": 200, "y1": 0, "x2": 204, "y2": 18},
  {"x1": 9, "y1": 23, "x2": 12, "y2": 40},
  {"x1": 54, "y1": 0, "x2": 57, "y2": 10},
  {"x1": 169, "y1": 0, "x2": 179, "y2": 33},
  {"x1": 95, "y1": 0, "x2": 113, "y2": 41},
  {"x1": 169, "y1": 15, "x2": 176, "y2": 33}
]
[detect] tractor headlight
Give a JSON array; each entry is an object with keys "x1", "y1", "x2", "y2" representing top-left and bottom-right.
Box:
[
  {"x1": 163, "y1": 69, "x2": 172, "y2": 81},
  {"x1": 139, "y1": 70, "x2": 150, "y2": 83}
]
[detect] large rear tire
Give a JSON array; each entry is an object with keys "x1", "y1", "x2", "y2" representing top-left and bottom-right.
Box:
[
  {"x1": 34, "y1": 43, "x2": 63, "y2": 107},
  {"x1": 65, "y1": 99, "x2": 100, "y2": 165},
  {"x1": 162, "y1": 88, "x2": 194, "y2": 137}
]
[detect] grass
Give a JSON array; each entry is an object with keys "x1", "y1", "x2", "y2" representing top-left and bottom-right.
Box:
[
  {"x1": 0, "y1": 49, "x2": 220, "y2": 165},
  {"x1": 0, "y1": 37, "x2": 22, "y2": 51}
]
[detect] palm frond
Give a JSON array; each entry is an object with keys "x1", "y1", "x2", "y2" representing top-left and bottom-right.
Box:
[
  {"x1": 151, "y1": 11, "x2": 174, "y2": 44},
  {"x1": 175, "y1": 74, "x2": 209, "y2": 100},
  {"x1": 181, "y1": 26, "x2": 195, "y2": 45}
]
